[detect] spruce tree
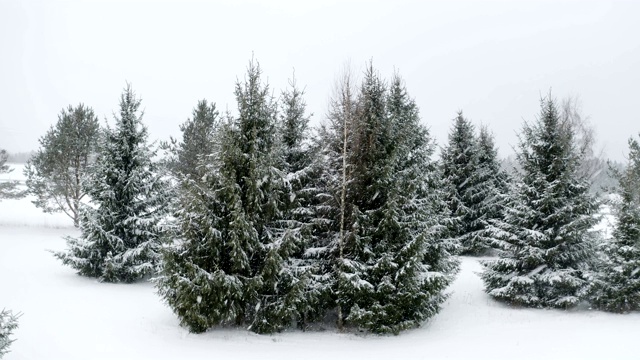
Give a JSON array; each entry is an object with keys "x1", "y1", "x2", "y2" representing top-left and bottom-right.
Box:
[
  {"x1": 482, "y1": 96, "x2": 599, "y2": 308},
  {"x1": 334, "y1": 64, "x2": 391, "y2": 332},
  {"x1": 24, "y1": 104, "x2": 100, "y2": 226},
  {"x1": 590, "y1": 135, "x2": 640, "y2": 312},
  {"x1": 0, "y1": 309, "x2": 19, "y2": 358},
  {"x1": 250, "y1": 76, "x2": 326, "y2": 332},
  {"x1": 467, "y1": 126, "x2": 510, "y2": 254},
  {"x1": 54, "y1": 85, "x2": 168, "y2": 283},
  {"x1": 0, "y1": 150, "x2": 22, "y2": 200},
  {"x1": 169, "y1": 99, "x2": 219, "y2": 180},
  {"x1": 325, "y1": 66, "x2": 458, "y2": 334},
  {"x1": 313, "y1": 67, "x2": 360, "y2": 330},
  {"x1": 156, "y1": 60, "x2": 288, "y2": 333},
  {"x1": 440, "y1": 112, "x2": 486, "y2": 254}
]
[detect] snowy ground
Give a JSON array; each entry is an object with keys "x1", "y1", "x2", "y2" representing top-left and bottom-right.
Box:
[{"x1": 1, "y1": 164, "x2": 639, "y2": 360}]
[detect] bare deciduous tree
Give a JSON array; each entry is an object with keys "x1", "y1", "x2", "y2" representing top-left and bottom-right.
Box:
[{"x1": 560, "y1": 95, "x2": 605, "y2": 183}]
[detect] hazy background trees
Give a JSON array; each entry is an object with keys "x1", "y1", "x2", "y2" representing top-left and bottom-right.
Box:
[{"x1": 0, "y1": 149, "x2": 23, "y2": 200}]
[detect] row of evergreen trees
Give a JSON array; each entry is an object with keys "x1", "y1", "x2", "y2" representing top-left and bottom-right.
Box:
[
  {"x1": 51, "y1": 61, "x2": 461, "y2": 334},
  {"x1": 155, "y1": 63, "x2": 462, "y2": 334},
  {"x1": 49, "y1": 59, "x2": 639, "y2": 336}
]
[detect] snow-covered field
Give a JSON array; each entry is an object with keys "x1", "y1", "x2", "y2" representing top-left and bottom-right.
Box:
[{"x1": 1, "y1": 163, "x2": 639, "y2": 360}]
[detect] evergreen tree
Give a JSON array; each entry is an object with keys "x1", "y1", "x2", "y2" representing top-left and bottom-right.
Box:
[
  {"x1": 481, "y1": 96, "x2": 599, "y2": 308},
  {"x1": 334, "y1": 64, "x2": 391, "y2": 332},
  {"x1": 323, "y1": 65, "x2": 458, "y2": 334},
  {"x1": 590, "y1": 135, "x2": 640, "y2": 312},
  {"x1": 54, "y1": 85, "x2": 168, "y2": 283},
  {"x1": 0, "y1": 309, "x2": 19, "y2": 358},
  {"x1": 312, "y1": 67, "x2": 360, "y2": 330},
  {"x1": 467, "y1": 126, "x2": 510, "y2": 254},
  {"x1": 440, "y1": 112, "x2": 486, "y2": 254},
  {"x1": 0, "y1": 150, "x2": 22, "y2": 200},
  {"x1": 24, "y1": 104, "x2": 100, "y2": 226},
  {"x1": 156, "y1": 60, "x2": 288, "y2": 333},
  {"x1": 250, "y1": 75, "x2": 325, "y2": 332},
  {"x1": 168, "y1": 99, "x2": 220, "y2": 180}
]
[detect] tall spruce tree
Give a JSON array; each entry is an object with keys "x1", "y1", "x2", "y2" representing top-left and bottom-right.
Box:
[
  {"x1": 324, "y1": 65, "x2": 458, "y2": 334},
  {"x1": 590, "y1": 134, "x2": 640, "y2": 312},
  {"x1": 313, "y1": 67, "x2": 360, "y2": 330},
  {"x1": 160, "y1": 99, "x2": 220, "y2": 243},
  {"x1": 334, "y1": 64, "x2": 391, "y2": 332},
  {"x1": 467, "y1": 126, "x2": 511, "y2": 254},
  {"x1": 54, "y1": 85, "x2": 168, "y2": 283},
  {"x1": 156, "y1": 60, "x2": 290, "y2": 333},
  {"x1": 440, "y1": 112, "x2": 486, "y2": 254},
  {"x1": 253, "y1": 75, "x2": 325, "y2": 331},
  {"x1": 0, "y1": 150, "x2": 22, "y2": 200},
  {"x1": 24, "y1": 104, "x2": 100, "y2": 226},
  {"x1": 481, "y1": 96, "x2": 599, "y2": 308}
]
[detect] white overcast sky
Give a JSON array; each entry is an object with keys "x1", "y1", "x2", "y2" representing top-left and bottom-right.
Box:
[{"x1": 1, "y1": 0, "x2": 638, "y2": 160}]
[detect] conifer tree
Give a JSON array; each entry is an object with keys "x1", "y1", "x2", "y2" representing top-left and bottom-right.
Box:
[
  {"x1": 590, "y1": 134, "x2": 640, "y2": 312},
  {"x1": 466, "y1": 126, "x2": 511, "y2": 254},
  {"x1": 323, "y1": 65, "x2": 458, "y2": 334},
  {"x1": 24, "y1": 104, "x2": 100, "y2": 226},
  {"x1": 334, "y1": 64, "x2": 390, "y2": 331},
  {"x1": 251, "y1": 75, "x2": 326, "y2": 331},
  {"x1": 313, "y1": 67, "x2": 360, "y2": 330},
  {"x1": 168, "y1": 99, "x2": 219, "y2": 180},
  {"x1": 440, "y1": 112, "x2": 486, "y2": 254},
  {"x1": 54, "y1": 84, "x2": 168, "y2": 283},
  {"x1": 482, "y1": 96, "x2": 599, "y2": 308},
  {"x1": 0, "y1": 309, "x2": 19, "y2": 358},
  {"x1": 156, "y1": 60, "x2": 288, "y2": 333},
  {"x1": 0, "y1": 150, "x2": 22, "y2": 200}
]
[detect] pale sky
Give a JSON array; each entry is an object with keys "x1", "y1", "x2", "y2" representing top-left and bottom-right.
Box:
[{"x1": 1, "y1": 0, "x2": 638, "y2": 160}]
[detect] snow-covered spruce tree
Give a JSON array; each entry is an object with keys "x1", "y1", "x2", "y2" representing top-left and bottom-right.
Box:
[
  {"x1": 24, "y1": 104, "x2": 100, "y2": 226},
  {"x1": 440, "y1": 112, "x2": 486, "y2": 254},
  {"x1": 477, "y1": 126, "x2": 510, "y2": 197},
  {"x1": 0, "y1": 309, "x2": 19, "y2": 358},
  {"x1": 0, "y1": 149, "x2": 22, "y2": 200},
  {"x1": 467, "y1": 126, "x2": 511, "y2": 253},
  {"x1": 330, "y1": 65, "x2": 458, "y2": 334},
  {"x1": 481, "y1": 96, "x2": 599, "y2": 308},
  {"x1": 157, "y1": 60, "x2": 293, "y2": 334},
  {"x1": 54, "y1": 84, "x2": 169, "y2": 283},
  {"x1": 312, "y1": 67, "x2": 360, "y2": 330},
  {"x1": 251, "y1": 75, "x2": 327, "y2": 331},
  {"x1": 168, "y1": 99, "x2": 219, "y2": 180},
  {"x1": 590, "y1": 135, "x2": 640, "y2": 312}
]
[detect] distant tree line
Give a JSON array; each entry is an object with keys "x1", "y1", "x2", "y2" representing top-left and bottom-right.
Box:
[
  {"x1": 4, "y1": 151, "x2": 34, "y2": 164},
  {"x1": 13, "y1": 58, "x2": 638, "y2": 336}
]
